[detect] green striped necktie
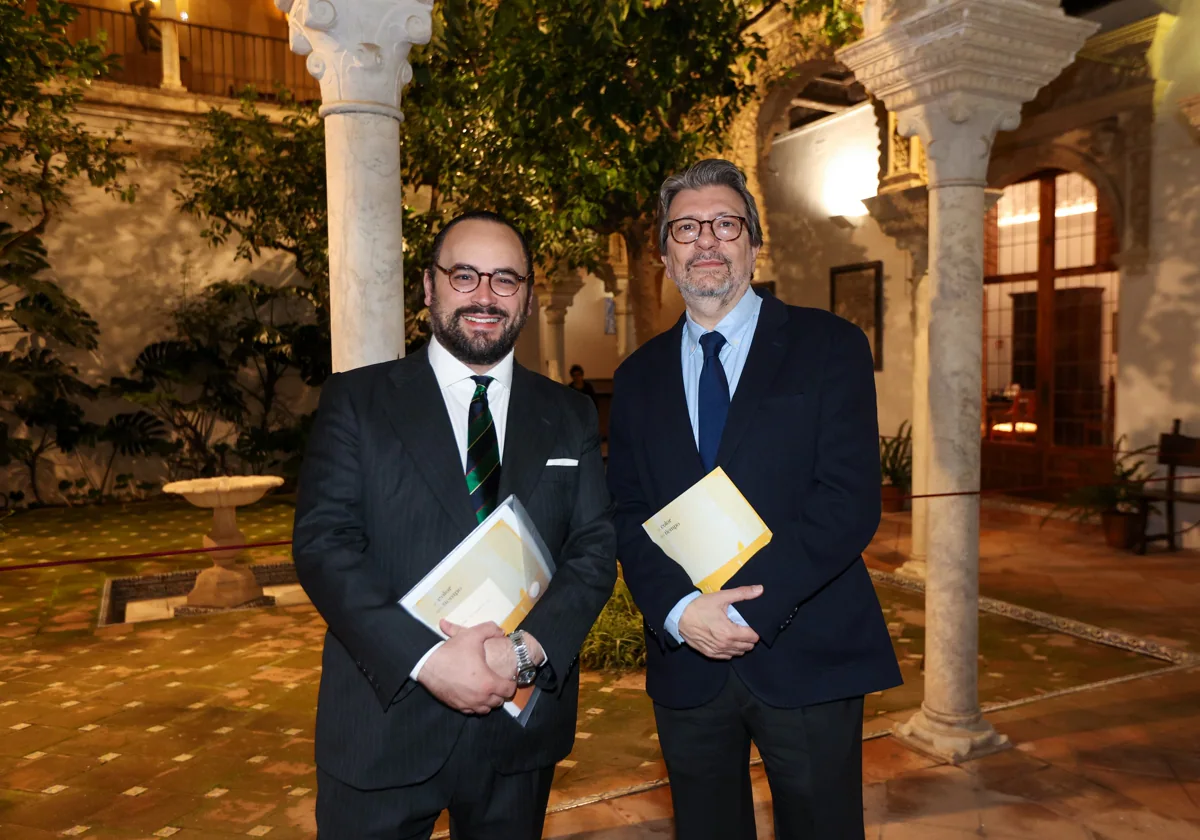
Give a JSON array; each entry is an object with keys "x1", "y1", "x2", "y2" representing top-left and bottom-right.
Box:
[{"x1": 465, "y1": 375, "x2": 501, "y2": 523}]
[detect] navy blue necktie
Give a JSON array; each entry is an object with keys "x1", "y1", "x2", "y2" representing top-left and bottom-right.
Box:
[{"x1": 697, "y1": 331, "x2": 729, "y2": 473}]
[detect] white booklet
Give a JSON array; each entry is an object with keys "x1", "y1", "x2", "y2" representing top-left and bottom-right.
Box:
[
  {"x1": 400, "y1": 495, "x2": 554, "y2": 725},
  {"x1": 642, "y1": 467, "x2": 772, "y2": 594}
]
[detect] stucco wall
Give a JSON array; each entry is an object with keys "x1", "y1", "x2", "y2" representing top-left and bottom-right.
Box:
[
  {"x1": 760, "y1": 103, "x2": 914, "y2": 437},
  {"x1": 1115, "y1": 114, "x2": 1200, "y2": 547}
]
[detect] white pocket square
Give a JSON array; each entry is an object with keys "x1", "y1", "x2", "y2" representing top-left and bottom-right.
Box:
[{"x1": 545, "y1": 458, "x2": 579, "y2": 467}]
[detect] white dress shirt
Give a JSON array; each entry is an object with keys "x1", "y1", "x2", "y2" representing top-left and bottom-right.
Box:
[{"x1": 409, "y1": 336, "x2": 515, "y2": 680}]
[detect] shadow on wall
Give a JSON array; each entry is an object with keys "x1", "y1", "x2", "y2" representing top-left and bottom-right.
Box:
[{"x1": 1119, "y1": 115, "x2": 1200, "y2": 546}]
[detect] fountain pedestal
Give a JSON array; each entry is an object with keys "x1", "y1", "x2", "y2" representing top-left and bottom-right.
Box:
[{"x1": 162, "y1": 476, "x2": 285, "y2": 612}]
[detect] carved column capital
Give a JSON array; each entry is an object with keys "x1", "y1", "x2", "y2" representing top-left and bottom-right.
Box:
[
  {"x1": 864, "y1": 186, "x2": 929, "y2": 278},
  {"x1": 275, "y1": 0, "x2": 433, "y2": 120},
  {"x1": 840, "y1": 0, "x2": 1097, "y2": 185},
  {"x1": 535, "y1": 271, "x2": 585, "y2": 320}
]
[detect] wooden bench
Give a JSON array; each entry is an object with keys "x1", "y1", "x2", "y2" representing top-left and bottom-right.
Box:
[{"x1": 1135, "y1": 419, "x2": 1200, "y2": 554}]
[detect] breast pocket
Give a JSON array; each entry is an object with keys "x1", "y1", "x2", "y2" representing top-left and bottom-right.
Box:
[{"x1": 541, "y1": 464, "x2": 580, "y2": 483}]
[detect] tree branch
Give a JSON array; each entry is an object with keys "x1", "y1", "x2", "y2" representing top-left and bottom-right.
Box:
[{"x1": 741, "y1": 0, "x2": 789, "y2": 33}]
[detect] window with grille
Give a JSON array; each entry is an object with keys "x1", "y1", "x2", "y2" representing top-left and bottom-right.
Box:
[{"x1": 983, "y1": 172, "x2": 1119, "y2": 449}]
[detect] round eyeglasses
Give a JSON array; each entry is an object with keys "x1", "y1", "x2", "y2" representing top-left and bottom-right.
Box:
[
  {"x1": 666, "y1": 216, "x2": 748, "y2": 245},
  {"x1": 435, "y1": 264, "x2": 530, "y2": 297}
]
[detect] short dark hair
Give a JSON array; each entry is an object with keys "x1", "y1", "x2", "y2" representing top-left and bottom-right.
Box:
[
  {"x1": 657, "y1": 159, "x2": 764, "y2": 254},
  {"x1": 569, "y1": 364, "x2": 584, "y2": 376},
  {"x1": 428, "y1": 210, "x2": 534, "y2": 278}
]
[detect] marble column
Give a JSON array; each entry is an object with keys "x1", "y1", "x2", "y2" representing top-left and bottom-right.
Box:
[
  {"x1": 536, "y1": 273, "x2": 584, "y2": 383},
  {"x1": 607, "y1": 233, "x2": 633, "y2": 360},
  {"x1": 277, "y1": 0, "x2": 433, "y2": 372},
  {"x1": 866, "y1": 187, "x2": 1002, "y2": 581},
  {"x1": 158, "y1": 0, "x2": 184, "y2": 91},
  {"x1": 864, "y1": 186, "x2": 929, "y2": 577},
  {"x1": 841, "y1": 0, "x2": 1095, "y2": 762}
]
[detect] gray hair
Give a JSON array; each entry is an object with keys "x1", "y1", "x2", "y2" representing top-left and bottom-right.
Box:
[{"x1": 657, "y1": 158, "x2": 764, "y2": 254}]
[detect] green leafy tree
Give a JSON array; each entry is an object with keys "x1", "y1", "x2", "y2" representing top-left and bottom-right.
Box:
[
  {"x1": 115, "y1": 278, "x2": 327, "y2": 479},
  {"x1": 175, "y1": 1, "x2": 858, "y2": 360},
  {"x1": 0, "y1": 349, "x2": 97, "y2": 503},
  {"x1": 1, "y1": 0, "x2": 136, "y2": 352},
  {"x1": 1, "y1": 0, "x2": 138, "y2": 499},
  {"x1": 487, "y1": 0, "x2": 859, "y2": 342},
  {"x1": 111, "y1": 338, "x2": 246, "y2": 480}
]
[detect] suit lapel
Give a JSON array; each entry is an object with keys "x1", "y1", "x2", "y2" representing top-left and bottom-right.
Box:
[
  {"x1": 715, "y1": 292, "x2": 790, "y2": 468},
  {"x1": 383, "y1": 348, "x2": 478, "y2": 533},
  {"x1": 655, "y1": 316, "x2": 707, "y2": 491},
  {"x1": 498, "y1": 364, "x2": 558, "y2": 506}
]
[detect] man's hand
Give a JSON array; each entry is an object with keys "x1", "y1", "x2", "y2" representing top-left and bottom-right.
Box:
[
  {"x1": 416, "y1": 620, "x2": 516, "y2": 714},
  {"x1": 483, "y1": 636, "x2": 517, "y2": 679},
  {"x1": 678, "y1": 585, "x2": 763, "y2": 660}
]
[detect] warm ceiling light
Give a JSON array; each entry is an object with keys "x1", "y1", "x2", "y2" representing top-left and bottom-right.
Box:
[
  {"x1": 996, "y1": 201, "x2": 1097, "y2": 228},
  {"x1": 991, "y1": 421, "x2": 1038, "y2": 434}
]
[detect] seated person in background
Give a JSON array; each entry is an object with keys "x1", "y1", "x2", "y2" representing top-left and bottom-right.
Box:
[{"x1": 568, "y1": 364, "x2": 597, "y2": 404}]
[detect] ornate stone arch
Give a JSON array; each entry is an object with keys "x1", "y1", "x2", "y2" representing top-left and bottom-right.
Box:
[
  {"x1": 987, "y1": 108, "x2": 1153, "y2": 270},
  {"x1": 724, "y1": 7, "x2": 847, "y2": 282},
  {"x1": 988, "y1": 141, "x2": 1125, "y2": 252}
]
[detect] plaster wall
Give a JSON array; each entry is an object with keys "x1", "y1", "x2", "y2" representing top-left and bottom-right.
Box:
[{"x1": 761, "y1": 103, "x2": 914, "y2": 437}]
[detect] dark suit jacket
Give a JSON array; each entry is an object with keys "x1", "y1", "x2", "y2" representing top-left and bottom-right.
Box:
[
  {"x1": 607, "y1": 292, "x2": 901, "y2": 710},
  {"x1": 292, "y1": 348, "x2": 617, "y2": 790}
]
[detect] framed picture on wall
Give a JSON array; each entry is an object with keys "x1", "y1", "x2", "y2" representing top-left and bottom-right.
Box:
[{"x1": 830, "y1": 261, "x2": 884, "y2": 371}]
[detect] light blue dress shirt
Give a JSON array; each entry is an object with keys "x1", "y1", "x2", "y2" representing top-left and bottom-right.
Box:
[{"x1": 663, "y1": 289, "x2": 763, "y2": 644}]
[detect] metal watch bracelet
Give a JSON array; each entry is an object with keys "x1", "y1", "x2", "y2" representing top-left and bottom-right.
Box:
[{"x1": 509, "y1": 629, "x2": 537, "y2": 687}]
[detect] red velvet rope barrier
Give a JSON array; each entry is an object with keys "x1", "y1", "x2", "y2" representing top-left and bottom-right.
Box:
[
  {"x1": 0, "y1": 539, "x2": 293, "y2": 573},
  {"x1": 0, "y1": 474, "x2": 1191, "y2": 574}
]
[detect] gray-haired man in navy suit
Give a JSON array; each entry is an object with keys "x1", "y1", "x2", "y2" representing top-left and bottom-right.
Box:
[{"x1": 607, "y1": 160, "x2": 902, "y2": 839}]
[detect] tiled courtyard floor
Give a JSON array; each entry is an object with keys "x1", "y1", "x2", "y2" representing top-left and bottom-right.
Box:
[{"x1": 0, "y1": 498, "x2": 1196, "y2": 837}]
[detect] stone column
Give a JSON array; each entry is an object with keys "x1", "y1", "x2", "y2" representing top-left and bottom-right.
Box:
[
  {"x1": 864, "y1": 186, "x2": 929, "y2": 577},
  {"x1": 158, "y1": 0, "x2": 185, "y2": 91},
  {"x1": 535, "y1": 273, "x2": 584, "y2": 383},
  {"x1": 607, "y1": 233, "x2": 633, "y2": 359},
  {"x1": 866, "y1": 187, "x2": 1003, "y2": 581},
  {"x1": 841, "y1": 0, "x2": 1095, "y2": 763},
  {"x1": 277, "y1": 0, "x2": 433, "y2": 372}
]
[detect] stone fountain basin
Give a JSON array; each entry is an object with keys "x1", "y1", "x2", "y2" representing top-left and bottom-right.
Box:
[{"x1": 162, "y1": 475, "x2": 285, "y2": 509}]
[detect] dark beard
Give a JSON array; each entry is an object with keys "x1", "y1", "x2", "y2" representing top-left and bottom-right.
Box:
[{"x1": 429, "y1": 300, "x2": 528, "y2": 367}]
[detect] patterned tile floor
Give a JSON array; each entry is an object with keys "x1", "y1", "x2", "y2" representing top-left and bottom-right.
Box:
[{"x1": 0, "y1": 498, "x2": 1196, "y2": 837}]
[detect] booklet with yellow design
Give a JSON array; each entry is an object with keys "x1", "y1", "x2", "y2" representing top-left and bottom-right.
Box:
[
  {"x1": 642, "y1": 467, "x2": 772, "y2": 593},
  {"x1": 400, "y1": 495, "x2": 554, "y2": 725}
]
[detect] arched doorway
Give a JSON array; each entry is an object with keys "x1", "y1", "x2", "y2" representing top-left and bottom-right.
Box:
[{"x1": 981, "y1": 170, "x2": 1120, "y2": 493}]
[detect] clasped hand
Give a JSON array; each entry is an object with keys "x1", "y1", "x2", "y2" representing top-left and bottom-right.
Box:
[
  {"x1": 416, "y1": 619, "x2": 543, "y2": 715},
  {"x1": 677, "y1": 585, "x2": 763, "y2": 660}
]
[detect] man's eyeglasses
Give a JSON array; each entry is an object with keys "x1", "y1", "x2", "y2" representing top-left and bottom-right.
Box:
[
  {"x1": 435, "y1": 264, "x2": 531, "y2": 297},
  {"x1": 666, "y1": 216, "x2": 748, "y2": 245}
]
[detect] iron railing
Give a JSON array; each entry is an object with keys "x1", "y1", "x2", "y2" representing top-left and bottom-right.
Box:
[
  {"x1": 176, "y1": 19, "x2": 319, "y2": 101},
  {"x1": 65, "y1": 3, "x2": 162, "y2": 88},
  {"x1": 66, "y1": 4, "x2": 320, "y2": 102}
]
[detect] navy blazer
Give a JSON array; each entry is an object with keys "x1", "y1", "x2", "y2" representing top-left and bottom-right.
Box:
[{"x1": 607, "y1": 291, "x2": 902, "y2": 710}]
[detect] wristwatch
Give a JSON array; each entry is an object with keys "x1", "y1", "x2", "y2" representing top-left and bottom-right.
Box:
[{"x1": 509, "y1": 629, "x2": 538, "y2": 688}]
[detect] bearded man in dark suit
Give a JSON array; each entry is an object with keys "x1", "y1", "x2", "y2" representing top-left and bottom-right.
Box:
[{"x1": 293, "y1": 210, "x2": 616, "y2": 840}]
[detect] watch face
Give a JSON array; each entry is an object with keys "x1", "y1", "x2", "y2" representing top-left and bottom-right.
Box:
[{"x1": 516, "y1": 667, "x2": 537, "y2": 688}]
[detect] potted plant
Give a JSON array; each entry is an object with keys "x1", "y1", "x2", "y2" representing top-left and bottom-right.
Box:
[
  {"x1": 1050, "y1": 438, "x2": 1156, "y2": 550},
  {"x1": 879, "y1": 420, "x2": 912, "y2": 513}
]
